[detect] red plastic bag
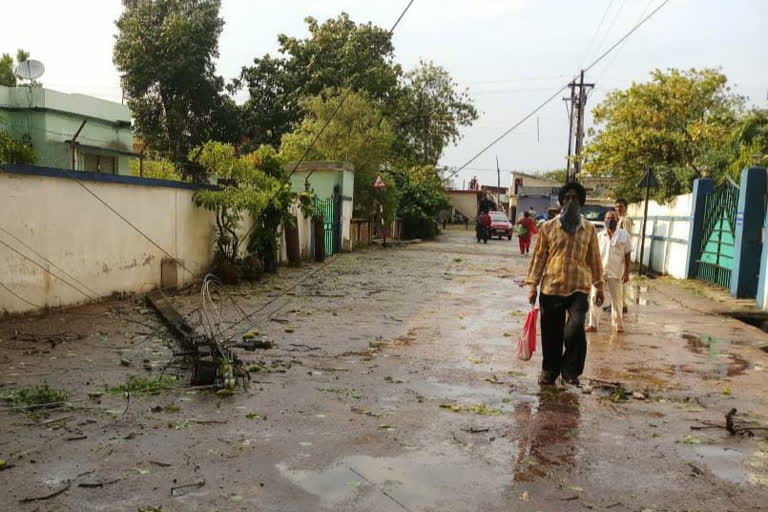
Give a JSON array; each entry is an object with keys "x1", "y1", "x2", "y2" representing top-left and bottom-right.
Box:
[{"x1": 517, "y1": 308, "x2": 539, "y2": 361}]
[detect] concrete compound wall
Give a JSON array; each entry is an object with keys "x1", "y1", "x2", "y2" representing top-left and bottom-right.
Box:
[
  {"x1": 0, "y1": 167, "x2": 241, "y2": 314},
  {"x1": 627, "y1": 193, "x2": 692, "y2": 279}
]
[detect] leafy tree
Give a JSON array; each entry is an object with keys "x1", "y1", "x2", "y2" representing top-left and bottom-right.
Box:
[
  {"x1": 114, "y1": 0, "x2": 240, "y2": 179},
  {"x1": 280, "y1": 88, "x2": 400, "y2": 220},
  {"x1": 540, "y1": 169, "x2": 567, "y2": 183},
  {"x1": 0, "y1": 128, "x2": 35, "y2": 164},
  {"x1": 0, "y1": 54, "x2": 16, "y2": 87},
  {"x1": 391, "y1": 60, "x2": 478, "y2": 166},
  {"x1": 394, "y1": 165, "x2": 450, "y2": 239},
  {"x1": 0, "y1": 49, "x2": 34, "y2": 87},
  {"x1": 129, "y1": 153, "x2": 185, "y2": 181},
  {"x1": 235, "y1": 13, "x2": 402, "y2": 148},
  {"x1": 584, "y1": 68, "x2": 743, "y2": 203},
  {"x1": 192, "y1": 142, "x2": 285, "y2": 267},
  {"x1": 727, "y1": 109, "x2": 768, "y2": 179}
]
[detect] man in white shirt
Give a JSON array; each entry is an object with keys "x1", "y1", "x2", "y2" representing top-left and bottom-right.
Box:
[{"x1": 586, "y1": 211, "x2": 632, "y2": 333}]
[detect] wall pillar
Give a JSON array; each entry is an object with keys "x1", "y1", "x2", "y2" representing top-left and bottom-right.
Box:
[
  {"x1": 685, "y1": 177, "x2": 714, "y2": 279},
  {"x1": 757, "y1": 198, "x2": 768, "y2": 310},
  {"x1": 730, "y1": 167, "x2": 767, "y2": 298}
]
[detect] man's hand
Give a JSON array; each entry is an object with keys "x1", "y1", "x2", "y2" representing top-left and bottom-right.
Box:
[
  {"x1": 621, "y1": 271, "x2": 630, "y2": 284},
  {"x1": 528, "y1": 287, "x2": 537, "y2": 306},
  {"x1": 594, "y1": 288, "x2": 605, "y2": 307}
]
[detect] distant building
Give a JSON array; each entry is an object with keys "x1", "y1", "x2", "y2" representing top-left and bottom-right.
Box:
[
  {"x1": 508, "y1": 171, "x2": 560, "y2": 219},
  {"x1": 0, "y1": 86, "x2": 137, "y2": 174}
]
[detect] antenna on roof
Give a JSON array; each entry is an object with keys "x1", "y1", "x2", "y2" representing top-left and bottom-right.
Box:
[{"x1": 14, "y1": 59, "x2": 45, "y2": 81}]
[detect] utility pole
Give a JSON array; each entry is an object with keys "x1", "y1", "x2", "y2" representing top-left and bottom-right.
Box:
[
  {"x1": 564, "y1": 70, "x2": 594, "y2": 183},
  {"x1": 496, "y1": 155, "x2": 501, "y2": 209}
]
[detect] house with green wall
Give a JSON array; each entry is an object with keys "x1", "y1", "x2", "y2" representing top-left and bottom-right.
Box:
[
  {"x1": 288, "y1": 160, "x2": 355, "y2": 252},
  {"x1": 0, "y1": 86, "x2": 136, "y2": 174}
]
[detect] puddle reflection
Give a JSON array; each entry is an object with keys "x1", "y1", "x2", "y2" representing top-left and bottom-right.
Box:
[
  {"x1": 681, "y1": 333, "x2": 750, "y2": 379},
  {"x1": 512, "y1": 389, "x2": 581, "y2": 481}
]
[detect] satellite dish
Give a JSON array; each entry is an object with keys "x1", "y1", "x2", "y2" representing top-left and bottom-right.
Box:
[{"x1": 15, "y1": 59, "x2": 45, "y2": 81}]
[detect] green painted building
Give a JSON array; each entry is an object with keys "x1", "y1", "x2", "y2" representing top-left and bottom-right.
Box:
[
  {"x1": 0, "y1": 86, "x2": 136, "y2": 174},
  {"x1": 288, "y1": 161, "x2": 355, "y2": 253}
]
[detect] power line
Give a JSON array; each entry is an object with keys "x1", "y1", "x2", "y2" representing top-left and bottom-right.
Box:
[
  {"x1": 288, "y1": 0, "x2": 416, "y2": 180},
  {"x1": 0, "y1": 226, "x2": 99, "y2": 297},
  {"x1": 0, "y1": 235, "x2": 97, "y2": 300},
  {"x1": 0, "y1": 278, "x2": 40, "y2": 309},
  {"x1": 593, "y1": 0, "x2": 628, "y2": 63},
  {"x1": 63, "y1": 172, "x2": 195, "y2": 276},
  {"x1": 442, "y1": 0, "x2": 671, "y2": 184},
  {"x1": 581, "y1": 0, "x2": 616, "y2": 69}
]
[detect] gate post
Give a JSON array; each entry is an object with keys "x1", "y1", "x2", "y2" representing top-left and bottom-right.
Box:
[
  {"x1": 685, "y1": 177, "x2": 714, "y2": 279},
  {"x1": 733, "y1": 166, "x2": 768, "y2": 298},
  {"x1": 758, "y1": 195, "x2": 768, "y2": 309}
]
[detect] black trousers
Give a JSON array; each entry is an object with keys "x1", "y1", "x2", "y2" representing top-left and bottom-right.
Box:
[{"x1": 539, "y1": 292, "x2": 589, "y2": 380}]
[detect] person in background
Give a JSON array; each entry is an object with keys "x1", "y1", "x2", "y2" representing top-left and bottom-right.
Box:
[
  {"x1": 528, "y1": 206, "x2": 537, "y2": 219},
  {"x1": 586, "y1": 211, "x2": 632, "y2": 333},
  {"x1": 516, "y1": 211, "x2": 538, "y2": 255},
  {"x1": 481, "y1": 210, "x2": 491, "y2": 231},
  {"x1": 614, "y1": 198, "x2": 633, "y2": 313},
  {"x1": 525, "y1": 182, "x2": 604, "y2": 386}
]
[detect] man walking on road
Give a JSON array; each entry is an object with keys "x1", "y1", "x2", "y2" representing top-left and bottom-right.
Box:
[
  {"x1": 525, "y1": 182, "x2": 604, "y2": 386},
  {"x1": 614, "y1": 198, "x2": 633, "y2": 313},
  {"x1": 586, "y1": 211, "x2": 632, "y2": 333}
]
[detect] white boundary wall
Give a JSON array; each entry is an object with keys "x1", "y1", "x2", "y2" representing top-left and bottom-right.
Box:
[{"x1": 626, "y1": 193, "x2": 692, "y2": 279}]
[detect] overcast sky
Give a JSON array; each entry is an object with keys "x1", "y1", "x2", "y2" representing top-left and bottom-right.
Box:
[{"x1": 2, "y1": 0, "x2": 766, "y2": 188}]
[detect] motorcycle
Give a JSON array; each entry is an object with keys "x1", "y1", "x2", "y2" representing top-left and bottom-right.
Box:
[{"x1": 475, "y1": 220, "x2": 489, "y2": 244}]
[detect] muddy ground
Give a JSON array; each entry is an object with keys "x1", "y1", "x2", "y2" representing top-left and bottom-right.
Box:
[{"x1": 2, "y1": 227, "x2": 768, "y2": 511}]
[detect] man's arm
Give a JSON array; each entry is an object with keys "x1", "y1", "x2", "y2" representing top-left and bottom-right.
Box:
[
  {"x1": 622, "y1": 235, "x2": 633, "y2": 283},
  {"x1": 587, "y1": 228, "x2": 605, "y2": 305}
]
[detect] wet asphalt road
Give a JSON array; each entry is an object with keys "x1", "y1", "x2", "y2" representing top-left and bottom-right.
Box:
[{"x1": 2, "y1": 227, "x2": 768, "y2": 511}]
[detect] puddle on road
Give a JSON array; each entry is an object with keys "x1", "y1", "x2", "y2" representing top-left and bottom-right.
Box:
[
  {"x1": 689, "y1": 441, "x2": 768, "y2": 488},
  {"x1": 681, "y1": 333, "x2": 752, "y2": 379},
  {"x1": 276, "y1": 446, "x2": 509, "y2": 510},
  {"x1": 627, "y1": 284, "x2": 658, "y2": 306}
]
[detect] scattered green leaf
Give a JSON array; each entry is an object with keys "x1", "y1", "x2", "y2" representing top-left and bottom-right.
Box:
[
  {"x1": 0, "y1": 384, "x2": 68, "y2": 409},
  {"x1": 351, "y1": 407, "x2": 382, "y2": 418},
  {"x1": 108, "y1": 375, "x2": 177, "y2": 395},
  {"x1": 439, "y1": 403, "x2": 502, "y2": 416},
  {"x1": 246, "y1": 412, "x2": 266, "y2": 420}
]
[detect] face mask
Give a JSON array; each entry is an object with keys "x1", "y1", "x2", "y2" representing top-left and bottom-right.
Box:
[
  {"x1": 607, "y1": 218, "x2": 618, "y2": 231},
  {"x1": 560, "y1": 199, "x2": 581, "y2": 234}
]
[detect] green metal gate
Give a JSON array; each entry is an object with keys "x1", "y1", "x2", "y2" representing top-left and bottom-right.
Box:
[
  {"x1": 696, "y1": 178, "x2": 740, "y2": 288},
  {"x1": 315, "y1": 198, "x2": 335, "y2": 256}
]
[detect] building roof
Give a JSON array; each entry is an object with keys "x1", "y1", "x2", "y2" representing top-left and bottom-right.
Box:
[{"x1": 0, "y1": 86, "x2": 131, "y2": 127}]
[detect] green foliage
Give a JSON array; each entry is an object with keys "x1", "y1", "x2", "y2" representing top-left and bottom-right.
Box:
[
  {"x1": 584, "y1": 68, "x2": 744, "y2": 203},
  {"x1": 107, "y1": 375, "x2": 178, "y2": 395},
  {"x1": 193, "y1": 142, "x2": 286, "y2": 267},
  {"x1": 0, "y1": 128, "x2": 35, "y2": 165},
  {"x1": 245, "y1": 147, "x2": 295, "y2": 273},
  {"x1": 114, "y1": 0, "x2": 240, "y2": 178},
  {"x1": 129, "y1": 154, "x2": 185, "y2": 181},
  {"x1": 281, "y1": 88, "x2": 400, "y2": 219},
  {"x1": 540, "y1": 169, "x2": 567, "y2": 184},
  {"x1": 394, "y1": 165, "x2": 450, "y2": 239},
  {"x1": 390, "y1": 60, "x2": 478, "y2": 166},
  {"x1": 0, "y1": 49, "x2": 33, "y2": 87},
  {"x1": 0, "y1": 54, "x2": 15, "y2": 87},
  {"x1": 234, "y1": 13, "x2": 401, "y2": 148},
  {"x1": 0, "y1": 384, "x2": 68, "y2": 409},
  {"x1": 727, "y1": 109, "x2": 768, "y2": 179}
]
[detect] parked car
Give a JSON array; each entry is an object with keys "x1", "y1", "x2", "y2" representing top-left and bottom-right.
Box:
[
  {"x1": 581, "y1": 204, "x2": 613, "y2": 231},
  {"x1": 488, "y1": 211, "x2": 513, "y2": 240}
]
